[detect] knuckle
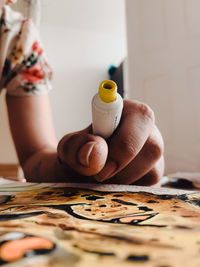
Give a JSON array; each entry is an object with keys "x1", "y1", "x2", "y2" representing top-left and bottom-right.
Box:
[
  {"x1": 123, "y1": 100, "x2": 155, "y2": 124},
  {"x1": 145, "y1": 139, "x2": 163, "y2": 160},
  {"x1": 57, "y1": 135, "x2": 69, "y2": 154},
  {"x1": 138, "y1": 103, "x2": 155, "y2": 123},
  {"x1": 148, "y1": 169, "x2": 160, "y2": 185},
  {"x1": 150, "y1": 156, "x2": 165, "y2": 184},
  {"x1": 57, "y1": 137, "x2": 65, "y2": 156}
]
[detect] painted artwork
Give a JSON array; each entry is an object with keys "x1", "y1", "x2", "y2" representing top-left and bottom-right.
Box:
[{"x1": 0, "y1": 181, "x2": 199, "y2": 266}]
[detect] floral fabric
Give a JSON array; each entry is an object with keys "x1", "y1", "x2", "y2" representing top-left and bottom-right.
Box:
[{"x1": 0, "y1": 5, "x2": 52, "y2": 96}]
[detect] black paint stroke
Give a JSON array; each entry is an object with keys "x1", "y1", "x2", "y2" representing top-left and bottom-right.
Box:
[
  {"x1": 127, "y1": 254, "x2": 149, "y2": 262},
  {"x1": 138, "y1": 206, "x2": 153, "y2": 212},
  {"x1": 0, "y1": 211, "x2": 46, "y2": 221},
  {"x1": 111, "y1": 199, "x2": 138, "y2": 206}
]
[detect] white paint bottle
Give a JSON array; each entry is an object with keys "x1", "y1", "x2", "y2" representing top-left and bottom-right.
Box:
[{"x1": 92, "y1": 80, "x2": 123, "y2": 139}]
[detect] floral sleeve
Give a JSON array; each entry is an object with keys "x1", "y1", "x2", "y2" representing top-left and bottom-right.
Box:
[{"x1": 2, "y1": 18, "x2": 53, "y2": 96}]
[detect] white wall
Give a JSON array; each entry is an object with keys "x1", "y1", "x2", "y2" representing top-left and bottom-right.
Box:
[
  {"x1": 0, "y1": 0, "x2": 126, "y2": 163},
  {"x1": 126, "y1": 0, "x2": 200, "y2": 174},
  {"x1": 40, "y1": 0, "x2": 127, "y2": 139}
]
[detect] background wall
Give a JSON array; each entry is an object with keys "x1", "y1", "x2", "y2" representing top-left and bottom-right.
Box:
[
  {"x1": 126, "y1": 0, "x2": 200, "y2": 174},
  {"x1": 40, "y1": 0, "x2": 127, "y2": 138},
  {"x1": 0, "y1": 0, "x2": 127, "y2": 164}
]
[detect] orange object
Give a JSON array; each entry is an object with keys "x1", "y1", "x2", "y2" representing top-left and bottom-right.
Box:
[{"x1": 0, "y1": 237, "x2": 53, "y2": 262}]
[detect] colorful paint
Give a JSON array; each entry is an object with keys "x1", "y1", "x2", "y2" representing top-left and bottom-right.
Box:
[{"x1": 0, "y1": 181, "x2": 199, "y2": 266}]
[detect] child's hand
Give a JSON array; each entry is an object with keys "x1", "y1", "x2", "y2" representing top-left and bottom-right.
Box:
[{"x1": 57, "y1": 100, "x2": 164, "y2": 185}]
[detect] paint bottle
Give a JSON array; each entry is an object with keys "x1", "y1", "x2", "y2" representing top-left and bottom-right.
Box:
[{"x1": 92, "y1": 80, "x2": 123, "y2": 139}]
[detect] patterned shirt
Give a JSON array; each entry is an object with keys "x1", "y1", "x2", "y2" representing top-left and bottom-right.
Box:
[{"x1": 0, "y1": 5, "x2": 52, "y2": 96}]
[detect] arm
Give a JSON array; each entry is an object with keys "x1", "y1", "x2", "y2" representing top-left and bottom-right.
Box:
[
  {"x1": 6, "y1": 93, "x2": 107, "y2": 182},
  {"x1": 6, "y1": 93, "x2": 58, "y2": 181}
]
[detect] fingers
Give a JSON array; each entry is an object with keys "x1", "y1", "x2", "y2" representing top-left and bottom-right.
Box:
[
  {"x1": 108, "y1": 125, "x2": 164, "y2": 184},
  {"x1": 57, "y1": 99, "x2": 164, "y2": 186},
  {"x1": 57, "y1": 126, "x2": 108, "y2": 176},
  {"x1": 94, "y1": 100, "x2": 155, "y2": 182},
  {"x1": 134, "y1": 156, "x2": 165, "y2": 186}
]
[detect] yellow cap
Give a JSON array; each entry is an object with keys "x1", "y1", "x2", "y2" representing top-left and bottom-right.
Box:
[{"x1": 98, "y1": 80, "x2": 117, "y2": 103}]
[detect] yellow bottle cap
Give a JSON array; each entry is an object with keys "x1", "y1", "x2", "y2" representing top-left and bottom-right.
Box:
[{"x1": 98, "y1": 80, "x2": 117, "y2": 103}]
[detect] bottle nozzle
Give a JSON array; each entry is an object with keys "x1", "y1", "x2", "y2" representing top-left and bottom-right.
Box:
[{"x1": 99, "y1": 80, "x2": 117, "y2": 103}]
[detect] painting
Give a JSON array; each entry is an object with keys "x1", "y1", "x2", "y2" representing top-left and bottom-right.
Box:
[{"x1": 0, "y1": 181, "x2": 199, "y2": 266}]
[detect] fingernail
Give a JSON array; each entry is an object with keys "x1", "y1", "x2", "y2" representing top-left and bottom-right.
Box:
[
  {"x1": 78, "y1": 141, "x2": 97, "y2": 167},
  {"x1": 94, "y1": 160, "x2": 117, "y2": 182}
]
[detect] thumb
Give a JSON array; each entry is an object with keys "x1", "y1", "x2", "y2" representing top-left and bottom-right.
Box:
[{"x1": 57, "y1": 126, "x2": 108, "y2": 176}]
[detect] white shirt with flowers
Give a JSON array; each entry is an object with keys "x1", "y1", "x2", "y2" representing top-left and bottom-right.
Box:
[{"x1": 0, "y1": 5, "x2": 52, "y2": 96}]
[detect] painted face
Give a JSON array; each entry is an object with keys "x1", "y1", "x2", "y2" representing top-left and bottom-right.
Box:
[
  {"x1": 0, "y1": 188, "x2": 199, "y2": 267},
  {"x1": 1, "y1": 188, "x2": 199, "y2": 227}
]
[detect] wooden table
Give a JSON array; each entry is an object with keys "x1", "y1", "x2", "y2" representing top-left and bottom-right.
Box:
[{"x1": 0, "y1": 164, "x2": 22, "y2": 180}]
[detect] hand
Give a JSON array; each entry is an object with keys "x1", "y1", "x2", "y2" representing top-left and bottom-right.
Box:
[{"x1": 57, "y1": 99, "x2": 164, "y2": 185}]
